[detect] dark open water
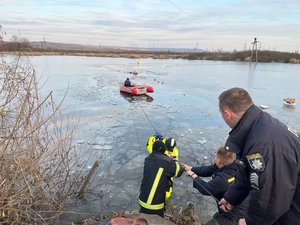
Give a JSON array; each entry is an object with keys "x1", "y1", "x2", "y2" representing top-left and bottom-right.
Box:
[{"x1": 23, "y1": 56, "x2": 300, "y2": 222}]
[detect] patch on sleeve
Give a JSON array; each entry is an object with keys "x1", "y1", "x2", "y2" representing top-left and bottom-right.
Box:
[
  {"x1": 246, "y1": 153, "x2": 265, "y2": 172},
  {"x1": 250, "y1": 172, "x2": 260, "y2": 190}
]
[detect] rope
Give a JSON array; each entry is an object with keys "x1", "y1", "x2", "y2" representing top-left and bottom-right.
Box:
[
  {"x1": 124, "y1": 94, "x2": 158, "y2": 152},
  {"x1": 189, "y1": 170, "x2": 242, "y2": 221},
  {"x1": 129, "y1": 101, "x2": 141, "y2": 152},
  {"x1": 192, "y1": 176, "x2": 220, "y2": 203},
  {"x1": 137, "y1": 103, "x2": 157, "y2": 132}
]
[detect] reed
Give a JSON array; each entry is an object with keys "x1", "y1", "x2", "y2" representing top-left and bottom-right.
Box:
[{"x1": 0, "y1": 55, "x2": 87, "y2": 224}]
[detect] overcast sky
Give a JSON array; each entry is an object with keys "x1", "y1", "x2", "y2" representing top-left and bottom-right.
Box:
[{"x1": 1, "y1": 0, "x2": 300, "y2": 52}]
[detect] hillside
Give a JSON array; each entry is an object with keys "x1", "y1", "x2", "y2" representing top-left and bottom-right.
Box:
[
  {"x1": 0, "y1": 41, "x2": 299, "y2": 63},
  {"x1": 29, "y1": 41, "x2": 202, "y2": 53}
]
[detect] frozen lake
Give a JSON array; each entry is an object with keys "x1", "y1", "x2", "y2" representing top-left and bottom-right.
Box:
[{"x1": 22, "y1": 56, "x2": 300, "y2": 222}]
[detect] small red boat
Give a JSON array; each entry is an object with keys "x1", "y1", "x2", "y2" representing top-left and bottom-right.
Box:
[
  {"x1": 130, "y1": 71, "x2": 138, "y2": 75},
  {"x1": 119, "y1": 83, "x2": 154, "y2": 95}
]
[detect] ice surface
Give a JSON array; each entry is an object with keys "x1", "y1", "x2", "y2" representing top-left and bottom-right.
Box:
[{"x1": 30, "y1": 56, "x2": 300, "y2": 223}]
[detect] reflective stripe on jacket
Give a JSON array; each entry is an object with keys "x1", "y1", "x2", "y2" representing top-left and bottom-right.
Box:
[{"x1": 139, "y1": 152, "x2": 183, "y2": 210}]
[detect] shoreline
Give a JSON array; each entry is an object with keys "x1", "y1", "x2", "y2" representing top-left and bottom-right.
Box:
[
  {"x1": 1, "y1": 50, "x2": 189, "y2": 59},
  {"x1": 1, "y1": 49, "x2": 300, "y2": 63}
]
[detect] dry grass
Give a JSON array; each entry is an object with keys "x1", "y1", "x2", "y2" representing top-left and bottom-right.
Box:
[
  {"x1": 0, "y1": 56, "x2": 87, "y2": 224},
  {"x1": 165, "y1": 203, "x2": 202, "y2": 225}
]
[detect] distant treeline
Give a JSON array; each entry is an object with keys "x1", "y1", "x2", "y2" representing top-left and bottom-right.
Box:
[
  {"x1": 1, "y1": 41, "x2": 300, "y2": 64},
  {"x1": 0, "y1": 40, "x2": 31, "y2": 51},
  {"x1": 185, "y1": 50, "x2": 300, "y2": 64}
]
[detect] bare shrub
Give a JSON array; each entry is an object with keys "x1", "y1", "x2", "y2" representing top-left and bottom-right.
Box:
[
  {"x1": 289, "y1": 58, "x2": 300, "y2": 64},
  {"x1": 0, "y1": 56, "x2": 86, "y2": 224}
]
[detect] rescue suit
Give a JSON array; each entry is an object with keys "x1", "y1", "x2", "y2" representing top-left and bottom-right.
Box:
[
  {"x1": 146, "y1": 135, "x2": 179, "y2": 160},
  {"x1": 224, "y1": 105, "x2": 300, "y2": 225}
]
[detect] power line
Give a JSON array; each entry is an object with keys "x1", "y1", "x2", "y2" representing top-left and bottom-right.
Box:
[
  {"x1": 195, "y1": 0, "x2": 235, "y2": 35},
  {"x1": 194, "y1": 0, "x2": 249, "y2": 43},
  {"x1": 167, "y1": 0, "x2": 208, "y2": 30},
  {"x1": 166, "y1": 0, "x2": 244, "y2": 49},
  {"x1": 167, "y1": 0, "x2": 189, "y2": 16}
]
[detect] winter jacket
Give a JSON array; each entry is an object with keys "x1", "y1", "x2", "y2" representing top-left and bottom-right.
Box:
[
  {"x1": 224, "y1": 105, "x2": 300, "y2": 225},
  {"x1": 192, "y1": 163, "x2": 247, "y2": 220},
  {"x1": 138, "y1": 152, "x2": 184, "y2": 211}
]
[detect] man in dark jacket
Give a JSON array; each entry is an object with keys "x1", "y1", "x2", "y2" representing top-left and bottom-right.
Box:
[
  {"x1": 124, "y1": 78, "x2": 132, "y2": 87},
  {"x1": 138, "y1": 140, "x2": 184, "y2": 217},
  {"x1": 218, "y1": 87, "x2": 300, "y2": 225},
  {"x1": 183, "y1": 146, "x2": 247, "y2": 225}
]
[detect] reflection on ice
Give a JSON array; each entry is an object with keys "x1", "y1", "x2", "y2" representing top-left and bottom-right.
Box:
[{"x1": 120, "y1": 91, "x2": 154, "y2": 103}]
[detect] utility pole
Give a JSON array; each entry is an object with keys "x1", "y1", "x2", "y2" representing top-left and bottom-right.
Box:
[
  {"x1": 41, "y1": 36, "x2": 46, "y2": 49},
  {"x1": 0, "y1": 25, "x2": 5, "y2": 51},
  {"x1": 0, "y1": 25, "x2": 4, "y2": 42},
  {"x1": 250, "y1": 37, "x2": 258, "y2": 63}
]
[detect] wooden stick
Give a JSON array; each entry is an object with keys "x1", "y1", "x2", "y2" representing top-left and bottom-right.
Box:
[{"x1": 77, "y1": 160, "x2": 100, "y2": 199}]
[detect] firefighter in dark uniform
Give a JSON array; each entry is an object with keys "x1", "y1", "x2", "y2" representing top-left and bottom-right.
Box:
[
  {"x1": 146, "y1": 131, "x2": 179, "y2": 202},
  {"x1": 138, "y1": 140, "x2": 184, "y2": 217},
  {"x1": 218, "y1": 87, "x2": 300, "y2": 225},
  {"x1": 183, "y1": 146, "x2": 248, "y2": 225}
]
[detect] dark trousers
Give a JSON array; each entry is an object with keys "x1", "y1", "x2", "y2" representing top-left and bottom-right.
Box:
[
  {"x1": 140, "y1": 206, "x2": 164, "y2": 218},
  {"x1": 205, "y1": 212, "x2": 239, "y2": 225}
]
